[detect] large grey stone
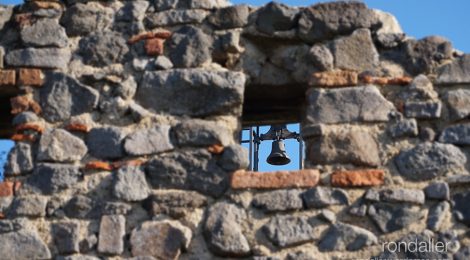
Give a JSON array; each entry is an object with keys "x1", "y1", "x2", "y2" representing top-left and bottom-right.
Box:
[
  {"x1": 427, "y1": 201, "x2": 449, "y2": 231},
  {"x1": 298, "y1": 2, "x2": 378, "y2": 43},
  {"x1": 217, "y1": 144, "x2": 249, "y2": 171},
  {"x1": 424, "y1": 182, "x2": 450, "y2": 200},
  {"x1": 145, "y1": 9, "x2": 208, "y2": 27},
  {"x1": 40, "y1": 72, "x2": 99, "y2": 122},
  {"x1": 255, "y1": 2, "x2": 298, "y2": 34},
  {"x1": 439, "y1": 123, "x2": 470, "y2": 146},
  {"x1": 368, "y1": 203, "x2": 424, "y2": 233},
  {"x1": 37, "y1": 129, "x2": 87, "y2": 162},
  {"x1": 437, "y1": 54, "x2": 470, "y2": 84},
  {"x1": 9, "y1": 196, "x2": 48, "y2": 217},
  {"x1": 52, "y1": 222, "x2": 80, "y2": 254},
  {"x1": 124, "y1": 125, "x2": 174, "y2": 156},
  {"x1": 136, "y1": 69, "x2": 245, "y2": 117},
  {"x1": 87, "y1": 127, "x2": 126, "y2": 160},
  {"x1": 5, "y1": 47, "x2": 71, "y2": 69},
  {"x1": 79, "y1": 31, "x2": 129, "y2": 66},
  {"x1": 395, "y1": 142, "x2": 467, "y2": 181},
  {"x1": 443, "y1": 89, "x2": 470, "y2": 120},
  {"x1": 204, "y1": 202, "x2": 250, "y2": 256},
  {"x1": 404, "y1": 101, "x2": 442, "y2": 119},
  {"x1": 131, "y1": 220, "x2": 191, "y2": 259},
  {"x1": 146, "y1": 149, "x2": 230, "y2": 197},
  {"x1": 252, "y1": 190, "x2": 303, "y2": 212},
  {"x1": 330, "y1": 29, "x2": 379, "y2": 71},
  {"x1": 452, "y1": 192, "x2": 470, "y2": 226},
  {"x1": 302, "y1": 187, "x2": 349, "y2": 208},
  {"x1": 20, "y1": 18, "x2": 68, "y2": 48},
  {"x1": 306, "y1": 86, "x2": 395, "y2": 124},
  {"x1": 263, "y1": 215, "x2": 322, "y2": 248},
  {"x1": 388, "y1": 118, "x2": 418, "y2": 138},
  {"x1": 61, "y1": 2, "x2": 113, "y2": 36},
  {"x1": 0, "y1": 230, "x2": 51, "y2": 259},
  {"x1": 318, "y1": 223, "x2": 377, "y2": 251},
  {"x1": 366, "y1": 188, "x2": 425, "y2": 204},
  {"x1": 143, "y1": 190, "x2": 207, "y2": 218},
  {"x1": 113, "y1": 166, "x2": 150, "y2": 202},
  {"x1": 208, "y1": 5, "x2": 249, "y2": 29},
  {"x1": 98, "y1": 215, "x2": 126, "y2": 255},
  {"x1": 173, "y1": 119, "x2": 231, "y2": 147},
  {"x1": 168, "y1": 26, "x2": 212, "y2": 68},
  {"x1": 115, "y1": 0, "x2": 149, "y2": 22},
  {"x1": 4, "y1": 143, "x2": 33, "y2": 176},
  {"x1": 25, "y1": 163, "x2": 82, "y2": 195},
  {"x1": 307, "y1": 130, "x2": 381, "y2": 167}
]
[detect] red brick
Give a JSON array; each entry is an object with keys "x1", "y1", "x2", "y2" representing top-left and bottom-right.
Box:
[
  {"x1": 331, "y1": 169, "x2": 384, "y2": 187},
  {"x1": 66, "y1": 123, "x2": 90, "y2": 133},
  {"x1": 85, "y1": 161, "x2": 113, "y2": 171},
  {"x1": 10, "y1": 96, "x2": 41, "y2": 114},
  {"x1": 309, "y1": 71, "x2": 358, "y2": 87},
  {"x1": 231, "y1": 169, "x2": 320, "y2": 190},
  {"x1": 208, "y1": 144, "x2": 224, "y2": 154},
  {"x1": 11, "y1": 134, "x2": 36, "y2": 142},
  {"x1": 0, "y1": 70, "x2": 16, "y2": 86},
  {"x1": 0, "y1": 182, "x2": 14, "y2": 197},
  {"x1": 128, "y1": 30, "x2": 172, "y2": 44},
  {"x1": 18, "y1": 68, "x2": 44, "y2": 87},
  {"x1": 31, "y1": 1, "x2": 63, "y2": 10},
  {"x1": 15, "y1": 123, "x2": 44, "y2": 134},
  {"x1": 145, "y1": 38, "x2": 164, "y2": 56},
  {"x1": 112, "y1": 159, "x2": 146, "y2": 169},
  {"x1": 360, "y1": 75, "x2": 413, "y2": 86}
]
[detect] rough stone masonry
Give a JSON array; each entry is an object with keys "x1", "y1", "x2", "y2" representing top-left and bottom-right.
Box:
[{"x1": 1, "y1": 0, "x2": 470, "y2": 259}]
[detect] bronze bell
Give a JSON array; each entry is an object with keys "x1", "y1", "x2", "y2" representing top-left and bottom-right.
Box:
[{"x1": 267, "y1": 140, "x2": 291, "y2": 165}]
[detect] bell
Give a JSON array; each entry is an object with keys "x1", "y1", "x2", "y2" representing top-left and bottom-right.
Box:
[{"x1": 267, "y1": 140, "x2": 291, "y2": 165}]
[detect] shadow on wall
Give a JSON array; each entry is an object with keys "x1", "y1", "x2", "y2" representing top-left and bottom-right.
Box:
[{"x1": 0, "y1": 140, "x2": 14, "y2": 182}]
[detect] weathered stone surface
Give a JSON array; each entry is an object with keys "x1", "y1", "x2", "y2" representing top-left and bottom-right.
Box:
[
  {"x1": 154, "y1": 56, "x2": 173, "y2": 70},
  {"x1": 443, "y1": 89, "x2": 470, "y2": 120},
  {"x1": 0, "y1": 230, "x2": 51, "y2": 259},
  {"x1": 298, "y1": 2, "x2": 378, "y2": 43},
  {"x1": 374, "y1": 9, "x2": 403, "y2": 35},
  {"x1": 0, "y1": 69, "x2": 15, "y2": 85},
  {"x1": 452, "y1": 192, "x2": 470, "y2": 226},
  {"x1": 18, "y1": 68, "x2": 44, "y2": 86},
  {"x1": 302, "y1": 187, "x2": 349, "y2": 208},
  {"x1": 204, "y1": 202, "x2": 250, "y2": 256},
  {"x1": 318, "y1": 223, "x2": 377, "y2": 251},
  {"x1": 79, "y1": 31, "x2": 129, "y2": 66},
  {"x1": 308, "y1": 44, "x2": 334, "y2": 71},
  {"x1": 330, "y1": 29, "x2": 379, "y2": 71},
  {"x1": 52, "y1": 222, "x2": 80, "y2": 254},
  {"x1": 439, "y1": 123, "x2": 470, "y2": 146},
  {"x1": 146, "y1": 149, "x2": 230, "y2": 197},
  {"x1": 256, "y1": 2, "x2": 298, "y2": 34},
  {"x1": 113, "y1": 166, "x2": 149, "y2": 202},
  {"x1": 61, "y1": 2, "x2": 113, "y2": 36},
  {"x1": 21, "y1": 18, "x2": 68, "y2": 47},
  {"x1": 37, "y1": 129, "x2": 87, "y2": 162},
  {"x1": 307, "y1": 130, "x2": 381, "y2": 167},
  {"x1": 154, "y1": 0, "x2": 229, "y2": 11},
  {"x1": 388, "y1": 118, "x2": 418, "y2": 138},
  {"x1": 424, "y1": 182, "x2": 450, "y2": 200},
  {"x1": 217, "y1": 144, "x2": 249, "y2": 171},
  {"x1": 173, "y1": 119, "x2": 231, "y2": 147},
  {"x1": 98, "y1": 215, "x2": 125, "y2": 255},
  {"x1": 306, "y1": 86, "x2": 395, "y2": 124},
  {"x1": 40, "y1": 72, "x2": 99, "y2": 122},
  {"x1": 375, "y1": 188, "x2": 426, "y2": 204},
  {"x1": 0, "y1": 219, "x2": 26, "y2": 233},
  {"x1": 0, "y1": 181, "x2": 14, "y2": 197},
  {"x1": 231, "y1": 170, "x2": 320, "y2": 190},
  {"x1": 124, "y1": 125, "x2": 173, "y2": 156},
  {"x1": 63, "y1": 195, "x2": 101, "y2": 219},
  {"x1": 4, "y1": 143, "x2": 33, "y2": 175},
  {"x1": 455, "y1": 246, "x2": 470, "y2": 260},
  {"x1": 26, "y1": 164, "x2": 82, "y2": 195},
  {"x1": 131, "y1": 220, "x2": 192, "y2": 259},
  {"x1": 263, "y1": 215, "x2": 321, "y2": 248},
  {"x1": 208, "y1": 5, "x2": 249, "y2": 29},
  {"x1": 87, "y1": 127, "x2": 126, "y2": 160},
  {"x1": 137, "y1": 69, "x2": 245, "y2": 117},
  {"x1": 309, "y1": 70, "x2": 357, "y2": 87},
  {"x1": 437, "y1": 54, "x2": 470, "y2": 84},
  {"x1": 395, "y1": 142, "x2": 467, "y2": 181},
  {"x1": 368, "y1": 203, "x2": 424, "y2": 233},
  {"x1": 427, "y1": 201, "x2": 449, "y2": 231},
  {"x1": 252, "y1": 190, "x2": 303, "y2": 212},
  {"x1": 116, "y1": 0, "x2": 149, "y2": 22},
  {"x1": 145, "y1": 9, "x2": 208, "y2": 27},
  {"x1": 331, "y1": 169, "x2": 384, "y2": 187},
  {"x1": 447, "y1": 175, "x2": 470, "y2": 186},
  {"x1": 57, "y1": 256, "x2": 100, "y2": 260},
  {"x1": 9, "y1": 196, "x2": 48, "y2": 217},
  {"x1": 5, "y1": 47, "x2": 71, "y2": 69},
  {"x1": 143, "y1": 190, "x2": 207, "y2": 218},
  {"x1": 12, "y1": 112, "x2": 40, "y2": 126},
  {"x1": 168, "y1": 26, "x2": 212, "y2": 68},
  {"x1": 404, "y1": 101, "x2": 442, "y2": 119}
]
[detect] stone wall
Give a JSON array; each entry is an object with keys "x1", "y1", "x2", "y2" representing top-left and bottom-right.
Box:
[{"x1": 1, "y1": 0, "x2": 470, "y2": 259}]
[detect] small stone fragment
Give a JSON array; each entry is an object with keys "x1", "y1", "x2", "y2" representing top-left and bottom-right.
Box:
[
  {"x1": 251, "y1": 189, "x2": 303, "y2": 212},
  {"x1": 318, "y1": 223, "x2": 377, "y2": 251},
  {"x1": 368, "y1": 203, "x2": 424, "y2": 233},
  {"x1": 208, "y1": 5, "x2": 249, "y2": 29},
  {"x1": 452, "y1": 192, "x2": 470, "y2": 226},
  {"x1": 87, "y1": 127, "x2": 126, "y2": 160},
  {"x1": 25, "y1": 164, "x2": 82, "y2": 195},
  {"x1": 143, "y1": 190, "x2": 207, "y2": 218},
  {"x1": 255, "y1": 2, "x2": 298, "y2": 34},
  {"x1": 98, "y1": 215, "x2": 125, "y2": 255},
  {"x1": 154, "y1": 56, "x2": 173, "y2": 70},
  {"x1": 20, "y1": 18, "x2": 68, "y2": 47},
  {"x1": 217, "y1": 144, "x2": 249, "y2": 171},
  {"x1": 424, "y1": 182, "x2": 450, "y2": 200},
  {"x1": 124, "y1": 125, "x2": 173, "y2": 156},
  {"x1": 173, "y1": 119, "x2": 231, "y2": 147},
  {"x1": 263, "y1": 215, "x2": 321, "y2": 248},
  {"x1": 4, "y1": 143, "x2": 33, "y2": 176},
  {"x1": 145, "y1": 9, "x2": 208, "y2": 27},
  {"x1": 443, "y1": 89, "x2": 470, "y2": 120},
  {"x1": 439, "y1": 123, "x2": 470, "y2": 146},
  {"x1": 388, "y1": 118, "x2": 418, "y2": 138},
  {"x1": 437, "y1": 54, "x2": 470, "y2": 84},
  {"x1": 113, "y1": 166, "x2": 149, "y2": 202},
  {"x1": 404, "y1": 101, "x2": 442, "y2": 119},
  {"x1": 302, "y1": 187, "x2": 349, "y2": 208},
  {"x1": 37, "y1": 129, "x2": 87, "y2": 163},
  {"x1": 427, "y1": 201, "x2": 449, "y2": 231},
  {"x1": 378, "y1": 188, "x2": 425, "y2": 204},
  {"x1": 79, "y1": 31, "x2": 129, "y2": 66},
  {"x1": 10, "y1": 196, "x2": 48, "y2": 217},
  {"x1": 52, "y1": 222, "x2": 80, "y2": 254},
  {"x1": 167, "y1": 26, "x2": 212, "y2": 68}
]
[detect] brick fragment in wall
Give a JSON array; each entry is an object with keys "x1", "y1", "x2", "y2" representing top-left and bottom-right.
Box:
[
  {"x1": 15, "y1": 123, "x2": 44, "y2": 134},
  {"x1": 144, "y1": 38, "x2": 164, "y2": 56},
  {"x1": 231, "y1": 170, "x2": 320, "y2": 190},
  {"x1": 18, "y1": 68, "x2": 44, "y2": 86},
  {"x1": 331, "y1": 169, "x2": 384, "y2": 187},
  {"x1": 128, "y1": 30, "x2": 172, "y2": 44},
  {"x1": 10, "y1": 96, "x2": 41, "y2": 115},
  {"x1": 308, "y1": 70, "x2": 358, "y2": 87},
  {"x1": 0, "y1": 182, "x2": 14, "y2": 197},
  {"x1": 0, "y1": 70, "x2": 16, "y2": 86}
]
